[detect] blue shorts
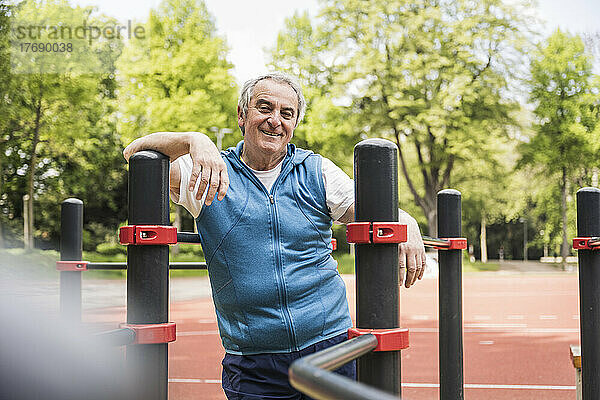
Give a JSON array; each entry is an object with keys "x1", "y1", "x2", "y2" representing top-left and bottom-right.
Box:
[{"x1": 221, "y1": 333, "x2": 356, "y2": 400}]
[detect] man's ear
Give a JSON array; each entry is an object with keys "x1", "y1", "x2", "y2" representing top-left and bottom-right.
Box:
[{"x1": 237, "y1": 105, "x2": 245, "y2": 135}]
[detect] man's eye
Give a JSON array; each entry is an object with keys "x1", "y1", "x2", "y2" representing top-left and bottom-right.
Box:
[
  {"x1": 258, "y1": 105, "x2": 270, "y2": 112},
  {"x1": 282, "y1": 111, "x2": 293, "y2": 119}
]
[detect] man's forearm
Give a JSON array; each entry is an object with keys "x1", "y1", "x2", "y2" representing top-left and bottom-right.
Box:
[{"x1": 123, "y1": 132, "x2": 208, "y2": 161}]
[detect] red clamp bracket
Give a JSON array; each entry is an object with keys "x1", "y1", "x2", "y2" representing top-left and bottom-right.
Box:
[
  {"x1": 120, "y1": 322, "x2": 176, "y2": 344},
  {"x1": 346, "y1": 222, "x2": 407, "y2": 244},
  {"x1": 435, "y1": 238, "x2": 468, "y2": 250},
  {"x1": 56, "y1": 261, "x2": 89, "y2": 271},
  {"x1": 348, "y1": 327, "x2": 409, "y2": 351},
  {"x1": 119, "y1": 225, "x2": 177, "y2": 245},
  {"x1": 331, "y1": 238, "x2": 337, "y2": 251},
  {"x1": 573, "y1": 237, "x2": 600, "y2": 250}
]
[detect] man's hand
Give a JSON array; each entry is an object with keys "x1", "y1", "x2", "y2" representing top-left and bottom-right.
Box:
[
  {"x1": 123, "y1": 132, "x2": 229, "y2": 206},
  {"x1": 339, "y1": 204, "x2": 426, "y2": 288},
  {"x1": 399, "y1": 211, "x2": 426, "y2": 288},
  {"x1": 187, "y1": 134, "x2": 229, "y2": 206}
]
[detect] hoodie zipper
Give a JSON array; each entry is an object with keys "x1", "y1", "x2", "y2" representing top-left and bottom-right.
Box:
[{"x1": 230, "y1": 151, "x2": 298, "y2": 351}]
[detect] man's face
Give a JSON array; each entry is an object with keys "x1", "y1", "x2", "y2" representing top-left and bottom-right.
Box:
[{"x1": 238, "y1": 79, "x2": 298, "y2": 158}]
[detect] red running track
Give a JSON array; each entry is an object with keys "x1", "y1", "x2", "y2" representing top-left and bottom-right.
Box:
[{"x1": 85, "y1": 273, "x2": 580, "y2": 400}]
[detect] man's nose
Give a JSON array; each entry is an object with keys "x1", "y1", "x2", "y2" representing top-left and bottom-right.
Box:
[{"x1": 267, "y1": 111, "x2": 282, "y2": 128}]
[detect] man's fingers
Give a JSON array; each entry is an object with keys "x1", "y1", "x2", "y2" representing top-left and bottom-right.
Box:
[
  {"x1": 196, "y1": 167, "x2": 211, "y2": 201},
  {"x1": 217, "y1": 169, "x2": 229, "y2": 201},
  {"x1": 418, "y1": 254, "x2": 426, "y2": 280},
  {"x1": 398, "y1": 254, "x2": 406, "y2": 286},
  {"x1": 204, "y1": 169, "x2": 220, "y2": 206},
  {"x1": 189, "y1": 164, "x2": 202, "y2": 193},
  {"x1": 405, "y1": 256, "x2": 417, "y2": 288}
]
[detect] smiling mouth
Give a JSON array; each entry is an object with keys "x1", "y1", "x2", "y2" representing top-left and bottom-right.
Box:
[{"x1": 261, "y1": 129, "x2": 282, "y2": 137}]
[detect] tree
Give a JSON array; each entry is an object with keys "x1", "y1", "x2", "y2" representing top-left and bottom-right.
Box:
[
  {"x1": 116, "y1": 0, "x2": 238, "y2": 145},
  {"x1": 268, "y1": 11, "x2": 361, "y2": 173},
  {"x1": 0, "y1": 2, "x2": 14, "y2": 247},
  {"x1": 455, "y1": 133, "x2": 521, "y2": 261},
  {"x1": 271, "y1": 0, "x2": 533, "y2": 236},
  {"x1": 519, "y1": 29, "x2": 600, "y2": 268},
  {"x1": 2, "y1": 0, "x2": 126, "y2": 248}
]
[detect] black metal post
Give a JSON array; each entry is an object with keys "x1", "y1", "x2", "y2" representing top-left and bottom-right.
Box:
[
  {"x1": 60, "y1": 198, "x2": 83, "y2": 322},
  {"x1": 577, "y1": 187, "x2": 600, "y2": 399},
  {"x1": 127, "y1": 151, "x2": 171, "y2": 400},
  {"x1": 354, "y1": 139, "x2": 401, "y2": 396},
  {"x1": 437, "y1": 189, "x2": 464, "y2": 400}
]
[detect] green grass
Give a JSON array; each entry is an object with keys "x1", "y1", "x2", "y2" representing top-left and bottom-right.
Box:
[
  {"x1": 0, "y1": 248, "x2": 60, "y2": 279},
  {"x1": 462, "y1": 259, "x2": 500, "y2": 273},
  {"x1": 0, "y1": 248, "x2": 499, "y2": 281},
  {"x1": 0, "y1": 248, "x2": 208, "y2": 280},
  {"x1": 334, "y1": 252, "x2": 501, "y2": 274},
  {"x1": 335, "y1": 252, "x2": 355, "y2": 274}
]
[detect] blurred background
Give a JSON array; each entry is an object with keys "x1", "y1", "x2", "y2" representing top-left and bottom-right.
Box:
[{"x1": 1, "y1": 0, "x2": 599, "y2": 273}]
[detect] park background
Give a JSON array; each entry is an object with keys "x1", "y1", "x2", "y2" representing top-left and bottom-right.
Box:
[{"x1": 1, "y1": 0, "x2": 599, "y2": 271}]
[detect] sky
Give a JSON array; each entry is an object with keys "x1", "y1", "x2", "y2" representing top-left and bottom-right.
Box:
[{"x1": 69, "y1": 0, "x2": 599, "y2": 85}]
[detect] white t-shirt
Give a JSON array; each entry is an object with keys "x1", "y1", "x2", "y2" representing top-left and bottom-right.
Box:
[{"x1": 170, "y1": 154, "x2": 354, "y2": 222}]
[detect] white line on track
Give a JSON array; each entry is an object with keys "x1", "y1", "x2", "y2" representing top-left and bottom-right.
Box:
[
  {"x1": 506, "y1": 315, "x2": 525, "y2": 320},
  {"x1": 539, "y1": 315, "x2": 558, "y2": 320},
  {"x1": 410, "y1": 327, "x2": 578, "y2": 333},
  {"x1": 465, "y1": 323, "x2": 527, "y2": 329},
  {"x1": 467, "y1": 291, "x2": 575, "y2": 297},
  {"x1": 404, "y1": 383, "x2": 575, "y2": 390},
  {"x1": 473, "y1": 315, "x2": 492, "y2": 321},
  {"x1": 168, "y1": 379, "x2": 576, "y2": 391},
  {"x1": 169, "y1": 379, "x2": 221, "y2": 384},
  {"x1": 411, "y1": 315, "x2": 431, "y2": 320}
]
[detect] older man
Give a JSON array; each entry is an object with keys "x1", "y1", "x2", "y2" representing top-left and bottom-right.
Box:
[{"x1": 123, "y1": 73, "x2": 425, "y2": 399}]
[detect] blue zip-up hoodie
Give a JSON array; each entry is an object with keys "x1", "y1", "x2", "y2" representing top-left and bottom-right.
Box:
[{"x1": 196, "y1": 141, "x2": 352, "y2": 355}]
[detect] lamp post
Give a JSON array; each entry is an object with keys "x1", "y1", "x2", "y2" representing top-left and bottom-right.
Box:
[{"x1": 210, "y1": 127, "x2": 232, "y2": 151}]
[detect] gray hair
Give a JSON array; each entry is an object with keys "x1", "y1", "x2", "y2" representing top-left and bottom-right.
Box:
[{"x1": 237, "y1": 72, "x2": 306, "y2": 132}]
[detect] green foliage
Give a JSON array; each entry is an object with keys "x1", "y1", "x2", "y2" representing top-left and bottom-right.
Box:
[
  {"x1": 268, "y1": 11, "x2": 361, "y2": 174},
  {"x1": 521, "y1": 30, "x2": 599, "y2": 173},
  {"x1": 95, "y1": 241, "x2": 127, "y2": 257},
  {"x1": 270, "y1": 0, "x2": 534, "y2": 236},
  {"x1": 519, "y1": 30, "x2": 600, "y2": 259},
  {"x1": 117, "y1": 0, "x2": 239, "y2": 148},
  {"x1": 0, "y1": 0, "x2": 127, "y2": 249}
]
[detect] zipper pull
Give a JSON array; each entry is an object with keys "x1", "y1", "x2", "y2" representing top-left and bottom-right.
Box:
[{"x1": 269, "y1": 195, "x2": 274, "y2": 204}]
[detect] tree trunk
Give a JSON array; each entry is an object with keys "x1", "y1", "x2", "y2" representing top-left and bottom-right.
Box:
[
  {"x1": 426, "y1": 208, "x2": 437, "y2": 238},
  {"x1": 560, "y1": 167, "x2": 569, "y2": 271},
  {"x1": 25, "y1": 96, "x2": 43, "y2": 249},
  {"x1": 480, "y1": 214, "x2": 488, "y2": 263},
  {"x1": 23, "y1": 195, "x2": 31, "y2": 249},
  {"x1": 393, "y1": 133, "x2": 439, "y2": 237}
]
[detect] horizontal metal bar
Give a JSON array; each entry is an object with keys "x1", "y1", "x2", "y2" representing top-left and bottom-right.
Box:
[
  {"x1": 289, "y1": 334, "x2": 400, "y2": 400},
  {"x1": 93, "y1": 328, "x2": 136, "y2": 346},
  {"x1": 177, "y1": 232, "x2": 202, "y2": 244},
  {"x1": 589, "y1": 237, "x2": 600, "y2": 247},
  {"x1": 422, "y1": 235, "x2": 451, "y2": 248},
  {"x1": 169, "y1": 262, "x2": 207, "y2": 270},
  {"x1": 86, "y1": 262, "x2": 127, "y2": 269},
  {"x1": 86, "y1": 262, "x2": 207, "y2": 270}
]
